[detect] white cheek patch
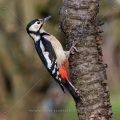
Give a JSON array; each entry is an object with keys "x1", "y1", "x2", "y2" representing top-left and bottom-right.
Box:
[
  {"x1": 29, "y1": 24, "x2": 39, "y2": 32},
  {"x1": 29, "y1": 20, "x2": 43, "y2": 32}
]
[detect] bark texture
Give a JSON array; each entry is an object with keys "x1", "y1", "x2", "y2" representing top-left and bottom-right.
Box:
[{"x1": 59, "y1": 0, "x2": 113, "y2": 120}]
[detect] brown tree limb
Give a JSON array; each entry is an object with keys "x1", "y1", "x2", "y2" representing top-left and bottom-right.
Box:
[{"x1": 59, "y1": 0, "x2": 113, "y2": 120}]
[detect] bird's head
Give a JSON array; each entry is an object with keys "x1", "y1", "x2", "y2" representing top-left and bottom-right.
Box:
[{"x1": 26, "y1": 16, "x2": 51, "y2": 35}]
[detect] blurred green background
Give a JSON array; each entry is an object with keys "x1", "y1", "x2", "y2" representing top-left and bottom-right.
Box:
[{"x1": 0, "y1": 0, "x2": 120, "y2": 120}]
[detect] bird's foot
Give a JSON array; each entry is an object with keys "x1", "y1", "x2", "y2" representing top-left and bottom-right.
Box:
[
  {"x1": 69, "y1": 41, "x2": 79, "y2": 55},
  {"x1": 76, "y1": 89, "x2": 80, "y2": 96}
]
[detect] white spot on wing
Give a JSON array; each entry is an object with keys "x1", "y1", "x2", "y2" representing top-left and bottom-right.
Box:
[
  {"x1": 29, "y1": 21, "x2": 42, "y2": 32},
  {"x1": 54, "y1": 64, "x2": 56, "y2": 69},
  {"x1": 40, "y1": 41, "x2": 45, "y2": 51},
  {"x1": 43, "y1": 52, "x2": 52, "y2": 69},
  {"x1": 57, "y1": 71, "x2": 59, "y2": 75},
  {"x1": 56, "y1": 76, "x2": 58, "y2": 79},
  {"x1": 52, "y1": 68, "x2": 55, "y2": 74},
  {"x1": 52, "y1": 65, "x2": 56, "y2": 74}
]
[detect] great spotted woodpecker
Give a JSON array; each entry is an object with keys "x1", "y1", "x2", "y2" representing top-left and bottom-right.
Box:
[{"x1": 26, "y1": 16, "x2": 80, "y2": 102}]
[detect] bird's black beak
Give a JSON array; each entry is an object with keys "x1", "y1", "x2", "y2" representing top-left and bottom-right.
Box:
[
  {"x1": 38, "y1": 16, "x2": 51, "y2": 31},
  {"x1": 43, "y1": 16, "x2": 51, "y2": 23}
]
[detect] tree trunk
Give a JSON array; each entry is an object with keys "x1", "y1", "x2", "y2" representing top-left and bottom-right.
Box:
[{"x1": 59, "y1": 0, "x2": 113, "y2": 120}]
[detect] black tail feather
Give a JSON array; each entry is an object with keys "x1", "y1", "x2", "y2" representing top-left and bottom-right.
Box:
[
  {"x1": 62, "y1": 80, "x2": 81, "y2": 103},
  {"x1": 60, "y1": 83, "x2": 65, "y2": 93}
]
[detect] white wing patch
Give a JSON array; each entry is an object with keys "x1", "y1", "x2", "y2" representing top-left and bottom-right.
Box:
[
  {"x1": 43, "y1": 52, "x2": 52, "y2": 69},
  {"x1": 40, "y1": 40, "x2": 45, "y2": 51},
  {"x1": 40, "y1": 41, "x2": 52, "y2": 69}
]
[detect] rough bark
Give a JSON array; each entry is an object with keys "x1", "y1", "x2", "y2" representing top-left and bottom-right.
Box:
[{"x1": 59, "y1": 0, "x2": 113, "y2": 120}]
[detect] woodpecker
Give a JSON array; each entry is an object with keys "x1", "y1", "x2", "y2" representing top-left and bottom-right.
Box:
[{"x1": 26, "y1": 16, "x2": 80, "y2": 102}]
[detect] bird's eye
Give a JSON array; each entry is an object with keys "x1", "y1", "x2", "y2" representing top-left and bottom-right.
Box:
[{"x1": 37, "y1": 21, "x2": 40, "y2": 24}]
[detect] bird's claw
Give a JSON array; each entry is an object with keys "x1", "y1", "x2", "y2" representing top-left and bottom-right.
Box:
[
  {"x1": 69, "y1": 41, "x2": 79, "y2": 55},
  {"x1": 76, "y1": 90, "x2": 80, "y2": 96}
]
